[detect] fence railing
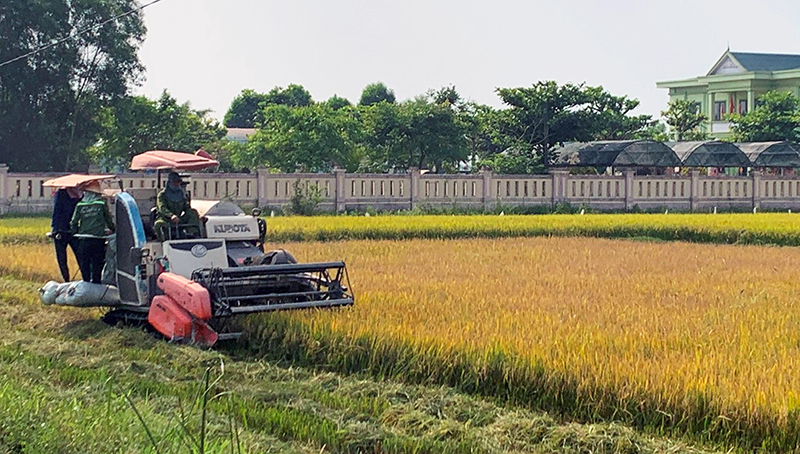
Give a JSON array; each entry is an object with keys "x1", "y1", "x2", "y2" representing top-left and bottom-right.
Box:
[{"x1": 1, "y1": 164, "x2": 798, "y2": 214}]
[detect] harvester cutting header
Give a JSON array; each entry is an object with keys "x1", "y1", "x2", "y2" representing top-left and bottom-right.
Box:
[{"x1": 40, "y1": 150, "x2": 354, "y2": 347}]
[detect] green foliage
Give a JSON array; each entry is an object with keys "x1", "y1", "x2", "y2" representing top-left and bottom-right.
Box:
[
  {"x1": 490, "y1": 82, "x2": 652, "y2": 172},
  {"x1": 288, "y1": 180, "x2": 323, "y2": 215},
  {"x1": 233, "y1": 104, "x2": 362, "y2": 172},
  {"x1": 476, "y1": 148, "x2": 545, "y2": 174},
  {"x1": 661, "y1": 100, "x2": 708, "y2": 141},
  {"x1": 359, "y1": 82, "x2": 396, "y2": 106},
  {"x1": 263, "y1": 84, "x2": 313, "y2": 108},
  {"x1": 224, "y1": 85, "x2": 313, "y2": 129},
  {"x1": 222, "y1": 82, "x2": 653, "y2": 175},
  {"x1": 325, "y1": 94, "x2": 352, "y2": 110},
  {"x1": 91, "y1": 91, "x2": 228, "y2": 170},
  {"x1": 402, "y1": 96, "x2": 471, "y2": 171},
  {"x1": 0, "y1": 0, "x2": 146, "y2": 171},
  {"x1": 360, "y1": 92, "x2": 471, "y2": 172},
  {"x1": 428, "y1": 85, "x2": 461, "y2": 106},
  {"x1": 635, "y1": 119, "x2": 670, "y2": 142},
  {"x1": 729, "y1": 91, "x2": 800, "y2": 142},
  {"x1": 223, "y1": 89, "x2": 267, "y2": 128}
]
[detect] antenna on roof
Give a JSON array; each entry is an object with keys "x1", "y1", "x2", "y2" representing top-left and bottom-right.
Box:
[{"x1": 727, "y1": 41, "x2": 730, "y2": 52}]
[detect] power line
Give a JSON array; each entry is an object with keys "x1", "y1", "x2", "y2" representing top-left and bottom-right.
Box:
[{"x1": 0, "y1": 0, "x2": 164, "y2": 69}]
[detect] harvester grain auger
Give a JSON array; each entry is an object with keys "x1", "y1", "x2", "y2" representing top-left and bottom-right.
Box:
[{"x1": 40, "y1": 151, "x2": 353, "y2": 347}]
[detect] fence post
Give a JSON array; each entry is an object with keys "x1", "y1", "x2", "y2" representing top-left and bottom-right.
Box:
[
  {"x1": 256, "y1": 167, "x2": 270, "y2": 207},
  {"x1": 549, "y1": 168, "x2": 569, "y2": 205},
  {"x1": 481, "y1": 168, "x2": 494, "y2": 211},
  {"x1": 334, "y1": 167, "x2": 346, "y2": 212},
  {"x1": 409, "y1": 167, "x2": 420, "y2": 210},
  {"x1": 623, "y1": 169, "x2": 636, "y2": 210},
  {"x1": 689, "y1": 169, "x2": 700, "y2": 211},
  {"x1": 0, "y1": 164, "x2": 7, "y2": 215},
  {"x1": 751, "y1": 169, "x2": 761, "y2": 210}
]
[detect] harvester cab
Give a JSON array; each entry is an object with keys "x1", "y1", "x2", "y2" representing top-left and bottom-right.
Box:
[{"x1": 58, "y1": 150, "x2": 353, "y2": 347}]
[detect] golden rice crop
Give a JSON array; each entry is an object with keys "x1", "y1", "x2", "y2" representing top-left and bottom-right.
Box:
[
  {"x1": 6, "y1": 212, "x2": 800, "y2": 245},
  {"x1": 249, "y1": 236, "x2": 800, "y2": 449},
  {"x1": 0, "y1": 243, "x2": 75, "y2": 282},
  {"x1": 0, "y1": 217, "x2": 50, "y2": 244},
  {"x1": 5, "y1": 222, "x2": 800, "y2": 448},
  {"x1": 262, "y1": 213, "x2": 800, "y2": 245}
]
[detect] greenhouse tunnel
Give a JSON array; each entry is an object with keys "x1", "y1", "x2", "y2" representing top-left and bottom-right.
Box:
[{"x1": 666, "y1": 141, "x2": 751, "y2": 167}]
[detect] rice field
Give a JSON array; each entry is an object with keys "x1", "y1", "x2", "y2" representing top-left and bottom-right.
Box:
[
  {"x1": 7, "y1": 212, "x2": 800, "y2": 246},
  {"x1": 260, "y1": 212, "x2": 800, "y2": 246},
  {"x1": 0, "y1": 239, "x2": 724, "y2": 453},
  {"x1": 244, "y1": 237, "x2": 800, "y2": 450},
  {"x1": 3, "y1": 214, "x2": 800, "y2": 449}
]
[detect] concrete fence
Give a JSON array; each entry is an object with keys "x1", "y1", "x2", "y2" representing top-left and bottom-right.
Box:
[{"x1": 2, "y1": 163, "x2": 799, "y2": 215}]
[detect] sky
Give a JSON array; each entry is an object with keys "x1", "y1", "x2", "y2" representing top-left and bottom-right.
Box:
[{"x1": 134, "y1": 0, "x2": 800, "y2": 123}]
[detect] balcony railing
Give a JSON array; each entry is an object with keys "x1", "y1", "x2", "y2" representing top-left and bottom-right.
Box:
[{"x1": 711, "y1": 121, "x2": 732, "y2": 133}]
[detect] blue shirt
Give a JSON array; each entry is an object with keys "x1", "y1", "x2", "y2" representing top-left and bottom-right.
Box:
[{"x1": 52, "y1": 189, "x2": 80, "y2": 232}]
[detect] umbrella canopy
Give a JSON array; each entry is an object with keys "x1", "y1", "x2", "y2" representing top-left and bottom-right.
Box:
[
  {"x1": 553, "y1": 140, "x2": 681, "y2": 168},
  {"x1": 130, "y1": 150, "x2": 219, "y2": 171},
  {"x1": 666, "y1": 141, "x2": 751, "y2": 167},
  {"x1": 42, "y1": 174, "x2": 115, "y2": 188}
]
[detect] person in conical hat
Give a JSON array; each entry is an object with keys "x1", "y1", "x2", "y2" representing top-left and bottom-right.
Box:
[{"x1": 70, "y1": 180, "x2": 114, "y2": 284}]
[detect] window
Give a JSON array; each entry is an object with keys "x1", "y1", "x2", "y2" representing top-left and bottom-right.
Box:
[
  {"x1": 713, "y1": 101, "x2": 726, "y2": 121},
  {"x1": 739, "y1": 99, "x2": 748, "y2": 115}
]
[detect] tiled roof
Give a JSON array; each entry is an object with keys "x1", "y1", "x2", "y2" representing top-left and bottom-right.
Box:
[{"x1": 730, "y1": 52, "x2": 800, "y2": 72}]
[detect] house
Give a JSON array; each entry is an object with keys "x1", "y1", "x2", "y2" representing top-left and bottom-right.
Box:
[
  {"x1": 657, "y1": 50, "x2": 800, "y2": 139},
  {"x1": 225, "y1": 128, "x2": 256, "y2": 143}
]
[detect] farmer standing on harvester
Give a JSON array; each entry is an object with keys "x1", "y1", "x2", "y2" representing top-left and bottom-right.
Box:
[{"x1": 70, "y1": 181, "x2": 114, "y2": 284}]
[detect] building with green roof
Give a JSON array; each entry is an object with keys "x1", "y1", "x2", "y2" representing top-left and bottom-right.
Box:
[{"x1": 657, "y1": 50, "x2": 800, "y2": 139}]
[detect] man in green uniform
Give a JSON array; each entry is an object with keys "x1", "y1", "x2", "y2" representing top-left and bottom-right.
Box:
[
  {"x1": 154, "y1": 172, "x2": 201, "y2": 241},
  {"x1": 70, "y1": 181, "x2": 114, "y2": 284}
]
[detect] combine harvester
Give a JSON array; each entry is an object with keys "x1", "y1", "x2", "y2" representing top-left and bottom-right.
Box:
[{"x1": 40, "y1": 151, "x2": 353, "y2": 347}]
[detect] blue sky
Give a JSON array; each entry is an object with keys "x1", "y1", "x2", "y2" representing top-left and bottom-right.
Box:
[{"x1": 134, "y1": 0, "x2": 800, "y2": 122}]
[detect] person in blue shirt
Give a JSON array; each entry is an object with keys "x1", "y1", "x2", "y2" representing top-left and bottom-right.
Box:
[{"x1": 51, "y1": 187, "x2": 83, "y2": 282}]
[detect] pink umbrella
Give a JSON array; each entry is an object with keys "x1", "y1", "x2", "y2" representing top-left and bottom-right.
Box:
[
  {"x1": 42, "y1": 174, "x2": 115, "y2": 188},
  {"x1": 130, "y1": 150, "x2": 219, "y2": 171}
]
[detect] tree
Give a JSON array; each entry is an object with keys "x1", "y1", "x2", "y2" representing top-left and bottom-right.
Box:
[
  {"x1": 92, "y1": 91, "x2": 227, "y2": 170},
  {"x1": 404, "y1": 97, "x2": 470, "y2": 171},
  {"x1": 325, "y1": 94, "x2": 352, "y2": 110},
  {"x1": 428, "y1": 85, "x2": 461, "y2": 107},
  {"x1": 359, "y1": 101, "x2": 408, "y2": 172},
  {"x1": 635, "y1": 120, "x2": 669, "y2": 142},
  {"x1": 232, "y1": 104, "x2": 362, "y2": 172},
  {"x1": 661, "y1": 100, "x2": 708, "y2": 141},
  {"x1": 223, "y1": 85, "x2": 313, "y2": 129},
  {"x1": 264, "y1": 84, "x2": 313, "y2": 108},
  {"x1": 491, "y1": 82, "x2": 651, "y2": 172},
  {"x1": 224, "y1": 89, "x2": 268, "y2": 128},
  {"x1": 359, "y1": 82, "x2": 396, "y2": 106},
  {"x1": 729, "y1": 91, "x2": 800, "y2": 142},
  {"x1": 0, "y1": 0, "x2": 146, "y2": 171},
  {"x1": 360, "y1": 93, "x2": 470, "y2": 172}
]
